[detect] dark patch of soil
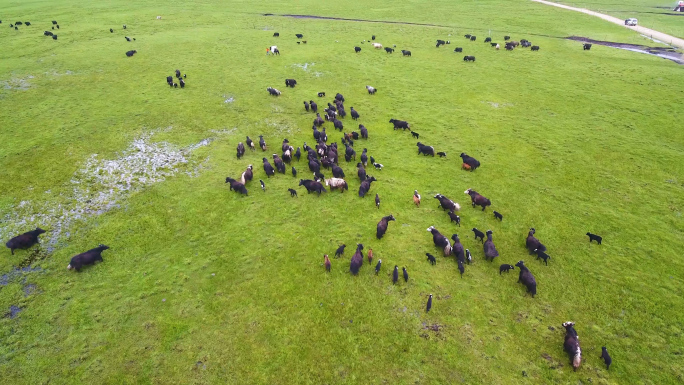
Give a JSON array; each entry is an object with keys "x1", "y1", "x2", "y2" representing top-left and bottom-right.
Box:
[
  {"x1": 5, "y1": 305, "x2": 22, "y2": 319},
  {"x1": 0, "y1": 266, "x2": 42, "y2": 286},
  {"x1": 567, "y1": 36, "x2": 683, "y2": 64}
]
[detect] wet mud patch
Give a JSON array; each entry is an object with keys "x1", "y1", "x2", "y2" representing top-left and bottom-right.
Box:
[
  {"x1": 4, "y1": 305, "x2": 22, "y2": 319},
  {"x1": 0, "y1": 266, "x2": 43, "y2": 287},
  {"x1": 567, "y1": 36, "x2": 684, "y2": 64}
]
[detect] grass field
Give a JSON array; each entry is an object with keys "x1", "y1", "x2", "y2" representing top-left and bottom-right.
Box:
[{"x1": 1, "y1": 0, "x2": 684, "y2": 384}]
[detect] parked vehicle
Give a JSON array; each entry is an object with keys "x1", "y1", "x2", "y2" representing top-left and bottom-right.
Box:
[{"x1": 625, "y1": 18, "x2": 638, "y2": 26}]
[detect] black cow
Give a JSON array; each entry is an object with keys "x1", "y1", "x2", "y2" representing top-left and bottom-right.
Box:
[
  {"x1": 531, "y1": 45, "x2": 540, "y2": 51},
  {"x1": 401, "y1": 50, "x2": 411, "y2": 56},
  {"x1": 484, "y1": 37, "x2": 491, "y2": 43},
  {"x1": 296, "y1": 33, "x2": 303, "y2": 38},
  {"x1": 470, "y1": 36, "x2": 476, "y2": 41},
  {"x1": 384, "y1": 47, "x2": 394, "y2": 53},
  {"x1": 355, "y1": 46, "x2": 361, "y2": 53},
  {"x1": 454, "y1": 47, "x2": 463, "y2": 52},
  {"x1": 125, "y1": 50, "x2": 137, "y2": 57},
  {"x1": 463, "y1": 55, "x2": 475, "y2": 62},
  {"x1": 5, "y1": 228, "x2": 46, "y2": 255},
  {"x1": 273, "y1": 32, "x2": 279, "y2": 37},
  {"x1": 285, "y1": 79, "x2": 297, "y2": 87},
  {"x1": 389, "y1": 119, "x2": 409, "y2": 130},
  {"x1": 583, "y1": 43, "x2": 592, "y2": 50},
  {"x1": 67, "y1": 245, "x2": 109, "y2": 272}
]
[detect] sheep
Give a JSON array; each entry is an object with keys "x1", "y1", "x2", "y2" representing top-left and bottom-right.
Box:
[
  {"x1": 350, "y1": 107, "x2": 359, "y2": 120},
  {"x1": 600, "y1": 347, "x2": 612, "y2": 370},
  {"x1": 426, "y1": 253, "x2": 436, "y2": 265},
  {"x1": 535, "y1": 249, "x2": 551, "y2": 265},
  {"x1": 427, "y1": 226, "x2": 451, "y2": 256},
  {"x1": 285, "y1": 79, "x2": 297, "y2": 87},
  {"x1": 317, "y1": 93, "x2": 325, "y2": 98},
  {"x1": 350, "y1": 244, "x2": 364, "y2": 275},
  {"x1": 413, "y1": 190, "x2": 421, "y2": 207},
  {"x1": 299, "y1": 179, "x2": 327, "y2": 195},
  {"x1": 375, "y1": 259, "x2": 382, "y2": 274},
  {"x1": 531, "y1": 45, "x2": 540, "y2": 51},
  {"x1": 367, "y1": 248, "x2": 373, "y2": 265},
  {"x1": 401, "y1": 50, "x2": 411, "y2": 56},
  {"x1": 355, "y1": 46, "x2": 361, "y2": 53},
  {"x1": 393, "y1": 265, "x2": 399, "y2": 283},
  {"x1": 262, "y1": 158, "x2": 275, "y2": 177},
  {"x1": 525, "y1": 228, "x2": 546, "y2": 255},
  {"x1": 366, "y1": 85, "x2": 377, "y2": 95},
  {"x1": 402, "y1": 267, "x2": 409, "y2": 282},
  {"x1": 358, "y1": 176, "x2": 377, "y2": 197},
  {"x1": 562, "y1": 322, "x2": 582, "y2": 370},
  {"x1": 426, "y1": 294, "x2": 433, "y2": 312},
  {"x1": 376, "y1": 214, "x2": 396, "y2": 239},
  {"x1": 359, "y1": 125, "x2": 368, "y2": 139},
  {"x1": 237, "y1": 142, "x2": 245, "y2": 159},
  {"x1": 437, "y1": 152, "x2": 447, "y2": 158},
  {"x1": 67, "y1": 245, "x2": 109, "y2": 271},
  {"x1": 463, "y1": 55, "x2": 476, "y2": 62},
  {"x1": 434, "y1": 194, "x2": 460, "y2": 212},
  {"x1": 499, "y1": 264, "x2": 515, "y2": 275},
  {"x1": 267, "y1": 87, "x2": 281, "y2": 96},
  {"x1": 389, "y1": 119, "x2": 409, "y2": 130},
  {"x1": 384, "y1": 47, "x2": 394, "y2": 53},
  {"x1": 372, "y1": 43, "x2": 383, "y2": 49},
  {"x1": 515, "y1": 260, "x2": 537, "y2": 297},
  {"x1": 586, "y1": 232, "x2": 602, "y2": 245},
  {"x1": 375, "y1": 193, "x2": 380, "y2": 209},
  {"x1": 324, "y1": 254, "x2": 331, "y2": 272},
  {"x1": 472, "y1": 228, "x2": 485, "y2": 243},
  {"x1": 458, "y1": 259, "x2": 465, "y2": 278},
  {"x1": 334, "y1": 244, "x2": 347, "y2": 259},
  {"x1": 454, "y1": 47, "x2": 463, "y2": 52},
  {"x1": 125, "y1": 50, "x2": 137, "y2": 57},
  {"x1": 260, "y1": 180, "x2": 265, "y2": 191},
  {"x1": 483, "y1": 230, "x2": 499, "y2": 262},
  {"x1": 335, "y1": 93, "x2": 345, "y2": 102},
  {"x1": 269, "y1": 47, "x2": 280, "y2": 55},
  {"x1": 259, "y1": 135, "x2": 267, "y2": 151},
  {"x1": 325, "y1": 177, "x2": 348, "y2": 192},
  {"x1": 288, "y1": 188, "x2": 298, "y2": 197},
  {"x1": 464, "y1": 188, "x2": 491, "y2": 211},
  {"x1": 5, "y1": 228, "x2": 46, "y2": 255},
  {"x1": 225, "y1": 177, "x2": 248, "y2": 195},
  {"x1": 494, "y1": 211, "x2": 503, "y2": 221},
  {"x1": 243, "y1": 165, "x2": 253, "y2": 182},
  {"x1": 416, "y1": 142, "x2": 435, "y2": 156},
  {"x1": 465, "y1": 249, "x2": 472, "y2": 264},
  {"x1": 448, "y1": 211, "x2": 460, "y2": 226},
  {"x1": 451, "y1": 234, "x2": 465, "y2": 262},
  {"x1": 246, "y1": 136, "x2": 255, "y2": 151}
]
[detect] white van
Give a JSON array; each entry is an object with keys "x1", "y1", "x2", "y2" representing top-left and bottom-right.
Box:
[{"x1": 625, "y1": 18, "x2": 638, "y2": 26}]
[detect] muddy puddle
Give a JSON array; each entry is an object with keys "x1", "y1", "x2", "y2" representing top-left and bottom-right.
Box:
[{"x1": 567, "y1": 36, "x2": 683, "y2": 64}]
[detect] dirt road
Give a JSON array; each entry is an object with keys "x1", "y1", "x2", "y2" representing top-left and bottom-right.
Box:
[{"x1": 531, "y1": 0, "x2": 684, "y2": 49}]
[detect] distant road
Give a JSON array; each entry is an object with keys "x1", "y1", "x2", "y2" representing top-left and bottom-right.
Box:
[{"x1": 531, "y1": 0, "x2": 684, "y2": 49}]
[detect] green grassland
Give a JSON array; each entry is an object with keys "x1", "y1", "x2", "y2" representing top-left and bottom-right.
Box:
[{"x1": 1, "y1": 0, "x2": 683, "y2": 383}]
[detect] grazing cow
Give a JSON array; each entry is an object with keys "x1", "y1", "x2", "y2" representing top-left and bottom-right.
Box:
[
  {"x1": 273, "y1": 154, "x2": 286, "y2": 174},
  {"x1": 225, "y1": 177, "x2": 248, "y2": 195},
  {"x1": 350, "y1": 244, "x2": 364, "y2": 275},
  {"x1": 454, "y1": 47, "x2": 463, "y2": 52},
  {"x1": 463, "y1": 55, "x2": 476, "y2": 62},
  {"x1": 366, "y1": 85, "x2": 377, "y2": 95},
  {"x1": 484, "y1": 37, "x2": 491, "y2": 43},
  {"x1": 360, "y1": 148, "x2": 368, "y2": 166},
  {"x1": 295, "y1": 147, "x2": 301, "y2": 161},
  {"x1": 259, "y1": 135, "x2": 267, "y2": 151},
  {"x1": 515, "y1": 261, "x2": 537, "y2": 297},
  {"x1": 237, "y1": 142, "x2": 245, "y2": 159},
  {"x1": 505, "y1": 43, "x2": 515, "y2": 51},
  {"x1": 427, "y1": 226, "x2": 452, "y2": 256},
  {"x1": 437, "y1": 152, "x2": 447, "y2": 157},
  {"x1": 470, "y1": 36, "x2": 476, "y2": 41},
  {"x1": 288, "y1": 188, "x2": 298, "y2": 197},
  {"x1": 324, "y1": 254, "x2": 331, "y2": 271},
  {"x1": 350, "y1": 107, "x2": 359, "y2": 120},
  {"x1": 285, "y1": 79, "x2": 297, "y2": 87},
  {"x1": 344, "y1": 144, "x2": 355, "y2": 162},
  {"x1": 465, "y1": 34, "x2": 471, "y2": 38},
  {"x1": 358, "y1": 176, "x2": 377, "y2": 197},
  {"x1": 367, "y1": 248, "x2": 373, "y2": 265},
  {"x1": 583, "y1": 43, "x2": 592, "y2": 50},
  {"x1": 426, "y1": 294, "x2": 432, "y2": 312},
  {"x1": 409, "y1": 131, "x2": 420, "y2": 139},
  {"x1": 372, "y1": 43, "x2": 383, "y2": 49},
  {"x1": 531, "y1": 45, "x2": 539, "y2": 51},
  {"x1": 126, "y1": 50, "x2": 137, "y2": 57},
  {"x1": 299, "y1": 179, "x2": 327, "y2": 195},
  {"x1": 426, "y1": 253, "x2": 436, "y2": 265},
  {"x1": 333, "y1": 118, "x2": 343, "y2": 131},
  {"x1": 243, "y1": 165, "x2": 253, "y2": 182},
  {"x1": 357, "y1": 163, "x2": 367, "y2": 181},
  {"x1": 393, "y1": 265, "x2": 399, "y2": 283},
  {"x1": 472, "y1": 228, "x2": 485, "y2": 243},
  {"x1": 67, "y1": 245, "x2": 109, "y2": 272},
  {"x1": 179, "y1": 78, "x2": 185, "y2": 88},
  {"x1": 325, "y1": 177, "x2": 348, "y2": 192},
  {"x1": 267, "y1": 87, "x2": 281, "y2": 96},
  {"x1": 375, "y1": 193, "x2": 380, "y2": 209},
  {"x1": 262, "y1": 158, "x2": 275, "y2": 177},
  {"x1": 451, "y1": 234, "x2": 465, "y2": 262},
  {"x1": 562, "y1": 322, "x2": 582, "y2": 370},
  {"x1": 586, "y1": 232, "x2": 602, "y2": 244},
  {"x1": 359, "y1": 125, "x2": 368, "y2": 139},
  {"x1": 260, "y1": 180, "x2": 265, "y2": 191},
  {"x1": 296, "y1": 33, "x2": 303, "y2": 38},
  {"x1": 335, "y1": 93, "x2": 345, "y2": 102},
  {"x1": 376, "y1": 214, "x2": 396, "y2": 239},
  {"x1": 402, "y1": 267, "x2": 409, "y2": 282},
  {"x1": 292, "y1": 167, "x2": 297, "y2": 177},
  {"x1": 483, "y1": 230, "x2": 499, "y2": 262},
  {"x1": 494, "y1": 211, "x2": 503, "y2": 221},
  {"x1": 434, "y1": 194, "x2": 460, "y2": 212},
  {"x1": 413, "y1": 190, "x2": 421, "y2": 207},
  {"x1": 491, "y1": 42, "x2": 498, "y2": 47},
  {"x1": 401, "y1": 50, "x2": 411, "y2": 56},
  {"x1": 335, "y1": 244, "x2": 346, "y2": 258},
  {"x1": 526, "y1": 228, "x2": 546, "y2": 254},
  {"x1": 460, "y1": 153, "x2": 480, "y2": 170},
  {"x1": 464, "y1": 188, "x2": 491, "y2": 211},
  {"x1": 504, "y1": 35, "x2": 510, "y2": 41},
  {"x1": 5, "y1": 228, "x2": 46, "y2": 255},
  {"x1": 448, "y1": 211, "x2": 460, "y2": 226},
  {"x1": 416, "y1": 142, "x2": 435, "y2": 156},
  {"x1": 314, "y1": 113, "x2": 324, "y2": 127},
  {"x1": 436, "y1": 39, "x2": 446, "y2": 47},
  {"x1": 355, "y1": 46, "x2": 361, "y2": 53},
  {"x1": 303, "y1": 101, "x2": 310, "y2": 112},
  {"x1": 44, "y1": 31, "x2": 54, "y2": 36},
  {"x1": 600, "y1": 347, "x2": 612, "y2": 370},
  {"x1": 273, "y1": 32, "x2": 279, "y2": 37}
]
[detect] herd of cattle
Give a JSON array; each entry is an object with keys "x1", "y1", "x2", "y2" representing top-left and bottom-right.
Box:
[{"x1": 3, "y1": 23, "x2": 609, "y2": 374}]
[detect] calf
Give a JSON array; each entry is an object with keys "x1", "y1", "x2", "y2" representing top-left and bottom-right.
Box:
[
  {"x1": 448, "y1": 211, "x2": 460, "y2": 226},
  {"x1": 125, "y1": 50, "x2": 137, "y2": 57},
  {"x1": 295, "y1": 33, "x2": 303, "y2": 38},
  {"x1": 499, "y1": 264, "x2": 514, "y2": 275},
  {"x1": 267, "y1": 87, "x2": 281, "y2": 96},
  {"x1": 434, "y1": 194, "x2": 460, "y2": 212},
  {"x1": 464, "y1": 188, "x2": 491, "y2": 211},
  {"x1": 401, "y1": 50, "x2": 411, "y2": 56},
  {"x1": 285, "y1": 79, "x2": 297, "y2": 87},
  {"x1": 426, "y1": 253, "x2": 436, "y2": 265},
  {"x1": 483, "y1": 230, "x2": 499, "y2": 262},
  {"x1": 460, "y1": 153, "x2": 480, "y2": 170},
  {"x1": 463, "y1": 55, "x2": 476, "y2": 62},
  {"x1": 273, "y1": 32, "x2": 279, "y2": 37},
  {"x1": 366, "y1": 85, "x2": 377, "y2": 94},
  {"x1": 484, "y1": 37, "x2": 491, "y2": 43},
  {"x1": 376, "y1": 214, "x2": 396, "y2": 239},
  {"x1": 472, "y1": 228, "x2": 485, "y2": 243},
  {"x1": 600, "y1": 347, "x2": 612, "y2": 370},
  {"x1": 531, "y1": 45, "x2": 539, "y2": 51},
  {"x1": 375, "y1": 193, "x2": 380, "y2": 209},
  {"x1": 299, "y1": 179, "x2": 327, "y2": 195},
  {"x1": 225, "y1": 177, "x2": 248, "y2": 195},
  {"x1": 470, "y1": 36, "x2": 476, "y2": 41},
  {"x1": 5, "y1": 228, "x2": 46, "y2": 255},
  {"x1": 410, "y1": 131, "x2": 419, "y2": 139},
  {"x1": 355, "y1": 46, "x2": 361, "y2": 53},
  {"x1": 67, "y1": 245, "x2": 109, "y2": 272},
  {"x1": 458, "y1": 259, "x2": 465, "y2": 277},
  {"x1": 358, "y1": 176, "x2": 377, "y2": 197},
  {"x1": 350, "y1": 244, "x2": 364, "y2": 275},
  {"x1": 413, "y1": 190, "x2": 421, "y2": 207},
  {"x1": 384, "y1": 47, "x2": 394, "y2": 53},
  {"x1": 515, "y1": 260, "x2": 537, "y2": 297},
  {"x1": 437, "y1": 152, "x2": 447, "y2": 157},
  {"x1": 465, "y1": 249, "x2": 472, "y2": 264},
  {"x1": 493, "y1": 211, "x2": 503, "y2": 221},
  {"x1": 583, "y1": 43, "x2": 592, "y2": 50},
  {"x1": 416, "y1": 142, "x2": 435, "y2": 156},
  {"x1": 586, "y1": 232, "x2": 602, "y2": 245},
  {"x1": 389, "y1": 119, "x2": 409, "y2": 130},
  {"x1": 454, "y1": 47, "x2": 463, "y2": 52},
  {"x1": 335, "y1": 244, "x2": 346, "y2": 258},
  {"x1": 288, "y1": 188, "x2": 298, "y2": 197},
  {"x1": 535, "y1": 249, "x2": 551, "y2": 265},
  {"x1": 562, "y1": 322, "x2": 582, "y2": 370}
]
